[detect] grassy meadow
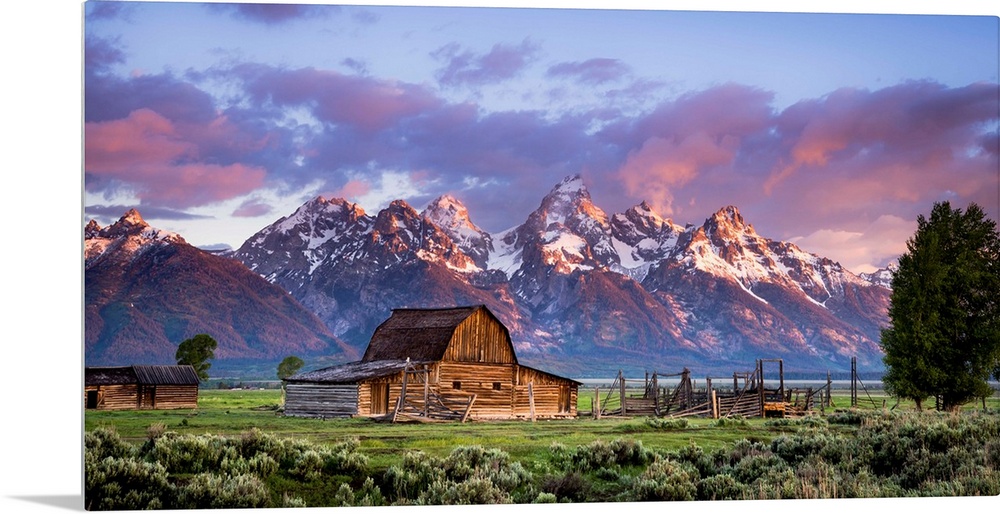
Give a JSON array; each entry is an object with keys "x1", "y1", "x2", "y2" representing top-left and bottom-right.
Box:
[{"x1": 84, "y1": 387, "x2": 1000, "y2": 508}]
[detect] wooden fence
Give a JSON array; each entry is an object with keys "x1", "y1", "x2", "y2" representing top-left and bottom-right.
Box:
[{"x1": 590, "y1": 359, "x2": 835, "y2": 420}]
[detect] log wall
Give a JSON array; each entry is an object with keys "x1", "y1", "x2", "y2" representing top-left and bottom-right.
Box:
[
  {"x1": 512, "y1": 384, "x2": 577, "y2": 418},
  {"x1": 284, "y1": 383, "x2": 359, "y2": 418},
  {"x1": 438, "y1": 362, "x2": 515, "y2": 419},
  {"x1": 148, "y1": 385, "x2": 199, "y2": 409},
  {"x1": 85, "y1": 385, "x2": 138, "y2": 410}
]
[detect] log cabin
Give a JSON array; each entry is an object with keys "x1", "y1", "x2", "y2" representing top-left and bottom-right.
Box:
[
  {"x1": 85, "y1": 365, "x2": 200, "y2": 410},
  {"x1": 284, "y1": 305, "x2": 579, "y2": 421}
]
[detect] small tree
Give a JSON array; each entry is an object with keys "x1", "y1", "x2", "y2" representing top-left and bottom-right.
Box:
[
  {"x1": 880, "y1": 202, "x2": 1000, "y2": 411},
  {"x1": 176, "y1": 334, "x2": 218, "y2": 381},
  {"x1": 277, "y1": 355, "x2": 304, "y2": 381},
  {"x1": 277, "y1": 355, "x2": 304, "y2": 404}
]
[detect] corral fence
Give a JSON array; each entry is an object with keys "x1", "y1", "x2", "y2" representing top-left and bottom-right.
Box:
[{"x1": 584, "y1": 359, "x2": 836, "y2": 419}]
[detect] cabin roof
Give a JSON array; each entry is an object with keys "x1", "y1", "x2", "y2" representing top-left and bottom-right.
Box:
[
  {"x1": 284, "y1": 359, "x2": 418, "y2": 384},
  {"x1": 361, "y1": 305, "x2": 499, "y2": 362},
  {"x1": 85, "y1": 365, "x2": 200, "y2": 386}
]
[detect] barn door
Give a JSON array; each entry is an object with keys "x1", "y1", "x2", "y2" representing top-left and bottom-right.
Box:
[
  {"x1": 370, "y1": 383, "x2": 389, "y2": 415},
  {"x1": 140, "y1": 385, "x2": 156, "y2": 409},
  {"x1": 558, "y1": 385, "x2": 571, "y2": 413},
  {"x1": 86, "y1": 390, "x2": 99, "y2": 409}
]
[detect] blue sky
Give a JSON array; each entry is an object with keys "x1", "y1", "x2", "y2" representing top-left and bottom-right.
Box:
[{"x1": 80, "y1": 0, "x2": 999, "y2": 274}]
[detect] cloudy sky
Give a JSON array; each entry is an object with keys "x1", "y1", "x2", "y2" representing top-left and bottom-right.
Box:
[{"x1": 83, "y1": 0, "x2": 999, "y2": 273}]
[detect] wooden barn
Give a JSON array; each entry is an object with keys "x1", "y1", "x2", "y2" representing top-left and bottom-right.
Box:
[
  {"x1": 284, "y1": 305, "x2": 580, "y2": 421},
  {"x1": 85, "y1": 365, "x2": 200, "y2": 410}
]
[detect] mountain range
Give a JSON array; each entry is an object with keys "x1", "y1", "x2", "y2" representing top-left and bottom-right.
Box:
[
  {"x1": 84, "y1": 175, "x2": 893, "y2": 377},
  {"x1": 228, "y1": 175, "x2": 892, "y2": 376}
]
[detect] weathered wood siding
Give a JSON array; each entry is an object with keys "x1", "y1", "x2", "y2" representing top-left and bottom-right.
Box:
[
  {"x1": 148, "y1": 385, "x2": 199, "y2": 409},
  {"x1": 442, "y1": 309, "x2": 516, "y2": 364},
  {"x1": 512, "y1": 384, "x2": 577, "y2": 418},
  {"x1": 356, "y1": 375, "x2": 407, "y2": 417},
  {"x1": 85, "y1": 385, "x2": 138, "y2": 410},
  {"x1": 514, "y1": 366, "x2": 578, "y2": 418},
  {"x1": 284, "y1": 383, "x2": 359, "y2": 418},
  {"x1": 437, "y1": 362, "x2": 514, "y2": 419}
]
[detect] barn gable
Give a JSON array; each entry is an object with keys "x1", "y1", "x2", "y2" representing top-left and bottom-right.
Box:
[{"x1": 361, "y1": 305, "x2": 517, "y2": 365}]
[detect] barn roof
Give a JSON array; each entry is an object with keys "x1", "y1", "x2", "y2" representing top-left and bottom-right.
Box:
[
  {"x1": 133, "y1": 365, "x2": 201, "y2": 385},
  {"x1": 361, "y1": 305, "x2": 501, "y2": 362},
  {"x1": 85, "y1": 365, "x2": 200, "y2": 386},
  {"x1": 85, "y1": 366, "x2": 138, "y2": 386},
  {"x1": 284, "y1": 359, "x2": 417, "y2": 384}
]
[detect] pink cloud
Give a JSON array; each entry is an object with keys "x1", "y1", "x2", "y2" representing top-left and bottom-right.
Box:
[
  {"x1": 85, "y1": 109, "x2": 266, "y2": 208},
  {"x1": 765, "y1": 81, "x2": 998, "y2": 194},
  {"x1": 619, "y1": 132, "x2": 740, "y2": 216},
  {"x1": 615, "y1": 84, "x2": 774, "y2": 215},
  {"x1": 790, "y1": 214, "x2": 916, "y2": 274}
]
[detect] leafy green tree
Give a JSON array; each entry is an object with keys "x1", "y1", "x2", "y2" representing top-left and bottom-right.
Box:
[
  {"x1": 277, "y1": 355, "x2": 304, "y2": 405},
  {"x1": 880, "y1": 202, "x2": 1000, "y2": 411},
  {"x1": 176, "y1": 334, "x2": 218, "y2": 381},
  {"x1": 277, "y1": 355, "x2": 305, "y2": 380}
]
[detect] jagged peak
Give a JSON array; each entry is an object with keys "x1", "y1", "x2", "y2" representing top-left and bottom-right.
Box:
[
  {"x1": 553, "y1": 173, "x2": 585, "y2": 194},
  {"x1": 423, "y1": 194, "x2": 485, "y2": 233},
  {"x1": 706, "y1": 205, "x2": 754, "y2": 234},
  {"x1": 85, "y1": 219, "x2": 102, "y2": 238},
  {"x1": 119, "y1": 208, "x2": 148, "y2": 227},
  {"x1": 628, "y1": 201, "x2": 664, "y2": 222}
]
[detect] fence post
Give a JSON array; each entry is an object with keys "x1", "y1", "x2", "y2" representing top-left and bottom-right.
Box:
[
  {"x1": 595, "y1": 387, "x2": 601, "y2": 419},
  {"x1": 528, "y1": 382, "x2": 536, "y2": 422},
  {"x1": 619, "y1": 370, "x2": 626, "y2": 417}
]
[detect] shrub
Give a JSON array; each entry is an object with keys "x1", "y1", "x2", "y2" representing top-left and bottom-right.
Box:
[
  {"x1": 625, "y1": 458, "x2": 697, "y2": 502},
  {"x1": 562, "y1": 438, "x2": 654, "y2": 473},
  {"x1": 84, "y1": 426, "x2": 136, "y2": 462},
  {"x1": 540, "y1": 472, "x2": 589, "y2": 502},
  {"x1": 697, "y1": 472, "x2": 747, "y2": 500},
  {"x1": 670, "y1": 439, "x2": 716, "y2": 478},
  {"x1": 147, "y1": 432, "x2": 234, "y2": 475},
  {"x1": 646, "y1": 417, "x2": 689, "y2": 430},
  {"x1": 533, "y1": 492, "x2": 558, "y2": 503},
  {"x1": 85, "y1": 456, "x2": 172, "y2": 511},
  {"x1": 175, "y1": 473, "x2": 271, "y2": 509}
]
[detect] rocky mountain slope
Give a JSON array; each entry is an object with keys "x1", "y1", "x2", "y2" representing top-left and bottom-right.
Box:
[{"x1": 85, "y1": 209, "x2": 357, "y2": 371}]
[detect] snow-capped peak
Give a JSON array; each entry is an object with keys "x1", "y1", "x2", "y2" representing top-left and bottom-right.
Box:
[
  {"x1": 84, "y1": 209, "x2": 186, "y2": 265},
  {"x1": 421, "y1": 194, "x2": 493, "y2": 269}
]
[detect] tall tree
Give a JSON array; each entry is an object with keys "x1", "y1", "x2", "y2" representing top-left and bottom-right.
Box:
[
  {"x1": 880, "y1": 202, "x2": 1000, "y2": 411},
  {"x1": 175, "y1": 334, "x2": 218, "y2": 381}
]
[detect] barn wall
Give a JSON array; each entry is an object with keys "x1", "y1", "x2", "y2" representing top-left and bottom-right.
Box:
[
  {"x1": 85, "y1": 385, "x2": 139, "y2": 410},
  {"x1": 284, "y1": 383, "x2": 359, "y2": 418},
  {"x1": 512, "y1": 384, "x2": 577, "y2": 418},
  {"x1": 437, "y1": 362, "x2": 515, "y2": 419},
  {"x1": 443, "y1": 309, "x2": 516, "y2": 364},
  {"x1": 151, "y1": 385, "x2": 199, "y2": 409},
  {"x1": 514, "y1": 366, "x2": 578, "y2": 418},
  {"x1": 356, "y1": 375, "x2": 407, "y2": 417}
]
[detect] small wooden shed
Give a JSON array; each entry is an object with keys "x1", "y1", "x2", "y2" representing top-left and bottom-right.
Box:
[
  {"x1": 284, "y1": 305, "x2": 579, "y2": 421},
  {"x1": 85, "y1": 365, "x2": 200, "y2": 410}
]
